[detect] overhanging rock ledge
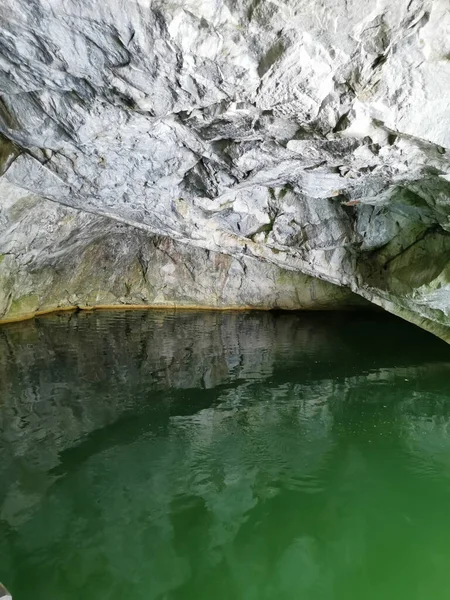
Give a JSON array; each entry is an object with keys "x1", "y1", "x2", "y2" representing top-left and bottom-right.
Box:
[{"x1": 1, "y1": 0, "x2": 450, "y2": 340}]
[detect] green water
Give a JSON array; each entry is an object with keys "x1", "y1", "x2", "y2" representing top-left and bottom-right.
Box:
[{"x1": 1, "y1": 311, "x2": 450, "y2": 600}]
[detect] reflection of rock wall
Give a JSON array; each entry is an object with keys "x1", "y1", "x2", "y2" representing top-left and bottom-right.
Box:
[
  {"x1": 1, "y1": 312, "x2": 450, "y2": 596},
  {"x1": 7, "y1": 387, "x2": 336, "y2": 599},
  {"x1": 4, "y1": 365, "x2": 450, "y2": 599},
  {"x1": 1, "y1": 310, "x2": 450, "y2": 533},
  {"x1": 0, "y1": 311, "x2": 448, "y2": 472}
]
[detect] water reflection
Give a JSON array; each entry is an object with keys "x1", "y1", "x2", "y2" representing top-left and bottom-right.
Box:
[{"x1": 1, "y1": 311, "x2": 450, "y2": 600}]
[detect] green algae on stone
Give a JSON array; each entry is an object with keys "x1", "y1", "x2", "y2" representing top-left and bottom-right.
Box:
[
  {"x1": 7, "y1": 195, "x2": 40, "y2": 222},
  {"x1": 8, "y1": 294, "x2": 39, "y2": 317},
  {"x1": 0, "y1": 132, "x2": 19, "y2": 176}
]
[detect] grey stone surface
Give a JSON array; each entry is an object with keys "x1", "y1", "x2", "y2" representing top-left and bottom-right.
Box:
[
  {"x1": 0, "y1": 0, "x2": 450, "y2": 337},
  {"x1": 0, "y1": 180, "x2": 366, "y2": 317},
  {"x1": 0, "y1": 583, "x2": 11, "y2": 600}
]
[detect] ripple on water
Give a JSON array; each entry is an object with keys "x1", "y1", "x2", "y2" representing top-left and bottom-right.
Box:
[{"x1": 1, "y1": 311, "x2": 450, "y2": 600}]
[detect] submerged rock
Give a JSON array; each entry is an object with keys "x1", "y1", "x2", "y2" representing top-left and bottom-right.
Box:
[
  {"x1": 0, "y1": 0, "x2": 450, "y2": 338},
  {"x1": 0, "y1": 583, "x2": 11, "y2": 600}
]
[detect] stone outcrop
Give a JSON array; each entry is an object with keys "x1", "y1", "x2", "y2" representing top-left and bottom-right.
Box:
[
  {"x1": 0, "y1": 180, "x2": 366, "y2": 317},
  {"x1": 1, "y1": 0, "x2": 450, "y2": 338}
]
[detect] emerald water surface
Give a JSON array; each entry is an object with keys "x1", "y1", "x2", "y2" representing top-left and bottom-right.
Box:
[{"x1": 1, "y1": 310, "x2": 450, "y2": 600}]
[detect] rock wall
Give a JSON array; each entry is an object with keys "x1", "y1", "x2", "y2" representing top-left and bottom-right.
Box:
[
  {"x1": 0, "y1": 180, "x2": 365, "y2": 319},
  {"x1": 1, "y1": 0, "x2": 450, "y2": 337}
]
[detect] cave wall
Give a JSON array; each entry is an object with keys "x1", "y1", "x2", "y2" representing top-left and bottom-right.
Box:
[
  {"x1": 1, "y1": 0, "x2": 450, "y2": 338},
  {"x1": 0, "y1": 180, "x2": 366, "y2": 319}
]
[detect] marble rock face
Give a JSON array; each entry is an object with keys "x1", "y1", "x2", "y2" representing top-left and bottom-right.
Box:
[{"x1": 1, "y1": 0, "x2": 450, "y2": 338}]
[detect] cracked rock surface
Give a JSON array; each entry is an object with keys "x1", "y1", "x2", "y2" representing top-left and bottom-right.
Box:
[{"x1": 1, "y1": 0, "x2": 450, "y2": 338}]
